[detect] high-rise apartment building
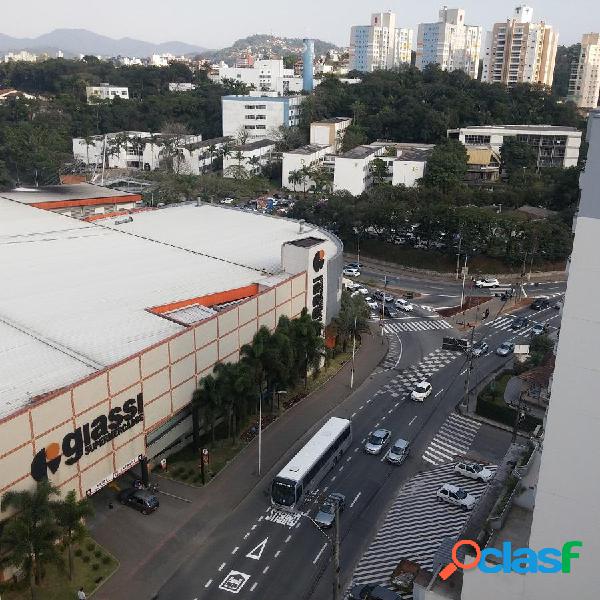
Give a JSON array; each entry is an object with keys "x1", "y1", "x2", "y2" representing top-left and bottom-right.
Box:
[
  {"x1": 568, "y1": 33, "x2": 600, "y2": 109},
  {"x1": 416, "y1": 7, "x2": 482, "y2": 79},
  {"x1": 481, "y1": 4, "x2": 558, "y2": 86},
  {"x1": 349, "y1": 12, "x2": 413, "y2": 72}
]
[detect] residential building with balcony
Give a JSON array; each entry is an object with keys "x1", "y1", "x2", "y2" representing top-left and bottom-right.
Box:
[
  {"x1": 568, "y1": 33, "x2": 600, "y2": 109},
  {"x1": 222, "y1": 139, "x2": 277, "y2": 179},
  {"x1": 282, "y1": 144, "x2": 334, "y2": 190}
]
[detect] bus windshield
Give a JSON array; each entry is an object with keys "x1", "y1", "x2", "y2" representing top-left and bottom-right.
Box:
[{"x1": 271, "y1": 478, "x2": 295, "y2": 506}]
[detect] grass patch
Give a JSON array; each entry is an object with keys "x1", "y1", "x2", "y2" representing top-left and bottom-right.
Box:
[{"x1": 0, "y1": 542, "x2": 118, "y2": 600}]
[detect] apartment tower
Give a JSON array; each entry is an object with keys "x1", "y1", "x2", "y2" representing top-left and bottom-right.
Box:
[{"x1": 568, "y1": 33, "x2": 600, "y2": 109}]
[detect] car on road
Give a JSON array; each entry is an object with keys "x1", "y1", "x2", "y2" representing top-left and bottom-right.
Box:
[
  {"x1": 220, "y1": 197, "x2": 234, "y2": 204},
  {"x1": 531, "y1": 322, "x2": 548, "y2": 336},
  {"x1": 357, "y1": 286, "x2": 370, "y2": 295},
  {"x1": 411, "y1": 381, "x2": 432, "y2": 402},
  {"x1": 386, "y1": 438, "x2": 410, "y2": 465},
  {"x1": 346, "y1": 262, "x2": 363, "y2": 270},
  {"x1": 471, "y1": 341, "x2": 489, "y2": 357},
  {"x1": 364, "y1": 429, "x2": 392, "y2": 455},
  {"x1": 436, "y1": 483, "x2": 476, "y2": 511},
  {"x1": 373, "y1": 290, "x2": 394, "y2": 303},
  {"x1": 455, "y1": 462, "x2": 494, "y2": 482},
  {"x1": 395, "y1": 298, "x2": 415, "y2": 312},
  {"x1": 344, "y1": 267, "x2": 361, "y2": 277},
  {"x1": 474, "y1": 277, "x2": 500, "y2": 288},
  {"x1": 383, "y1": 305, "x2": 400, "y2": 319},
  {"x1": 348, "y1": 583, "x2": 402, "y2": 600},
  {"x1": 530, "y1": 297, "x2": 550, "y2": 310},
  {"x1": 496, "y1": 341, "x2": 515, "y2": 357},
  {"x1": 314, "y1": 493, "x2": 345, "y2": 528},
  {"x1": 511, "y1": 316, "x2": 529, "y2": 330},
  {"x1": 118, "y1": 488, "x2": 160, "y2": 515},
  {"x1": 365, "y1": 297, "x2": 379, "y2": 310}
]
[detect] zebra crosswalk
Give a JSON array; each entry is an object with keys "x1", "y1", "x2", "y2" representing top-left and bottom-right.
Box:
[
  {"x1": 383, "y1": 319, "x2": 451, "y2": 334},
  {"x1": 350, "y1": 462, "x2": 496, "y2": 592},
  {"x1": 377, "y1": 348, "x2": 460, "y2": 385},
  {"x1": 422, "y1": 413, "x2": 481, "y2": 466}
]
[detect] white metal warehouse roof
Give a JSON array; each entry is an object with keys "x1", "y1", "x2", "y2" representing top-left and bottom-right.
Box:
[{"x1": 0, "y1": 200, "x2": 340, "y2": 419}]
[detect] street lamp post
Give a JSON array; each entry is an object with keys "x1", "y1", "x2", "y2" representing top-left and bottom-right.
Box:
[
  {"x1": 460, "y1": 254, "x2": 468, "y2": 310},
  {"x1": 455, "y1": 234, "x2": 462, "y2": 280},
  {"x1": 350, "y1": 317, "x2": 357, "y2": 389}
]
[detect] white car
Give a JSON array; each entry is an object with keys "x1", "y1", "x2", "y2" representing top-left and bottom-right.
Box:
[
  {"x1": 365, "y1": 297, "x2": 379, "y2": 310},
  {"x1": 411, "y1": 381, "x2": 432, "y2": 402},
  {"x1": 364, "y1": 429, "x2": 391, "y2": 455},
  {"x1": 395, "y1": 298, "x2": 415, "y2": 312},
  {"x1": 343, "y1": 267, "x2": 361, "y2": 277},
  {"x1": 474, "y1": 277, "x2": 500, "y2": 288},
  {"x1": 220, "y1": 197, "x2": 234, "y2": 204},
  {"x1": 437, "y1": 483, "x2": 476, "y2": 510},
  {"x1": 455, "y1": 462, "x2": 494, "y2": 483},
  {"x1": 357, "y1": 286, "x2": 370, "y2": 295}
]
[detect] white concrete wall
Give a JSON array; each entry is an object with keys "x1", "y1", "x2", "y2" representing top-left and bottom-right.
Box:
[
  {"x1": 282, "y1": 145, "x2": 332, "y2": 189},
  {"x1": 392, "y1": 160, "x2": 426, "y2": 187},
  {"x1": 333, "y1": 153, "x2": 378, "y2": 195}
]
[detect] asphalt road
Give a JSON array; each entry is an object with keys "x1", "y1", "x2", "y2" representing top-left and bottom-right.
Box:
[{"x1": 156, "y1": 301, "x2": 562, "y2": 600}]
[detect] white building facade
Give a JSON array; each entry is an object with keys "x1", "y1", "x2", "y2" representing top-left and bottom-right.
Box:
[
  {"x1": 222, "y1": 94, "x2": 303, "y2": 142},
  {"x1": 349, "y1": 12, "x2": 413, "y2": 72},
  {"x1": 282, "y1": 144, "x2": 334, "y2": 190},
  {"x1": 481, "y1": 5, "x2": 558, "y2": 86},
  {"x1": 448, "y1": 125, "x2": 582, "y2": 168},
  {"x1": 222, "y1": 139, "x2": 276, "y2": 178},
  {"x1": 568, "y1": 33, "x2": 600, "y2": 109},
  {"x1": 416, "y1": 7, "x2": 482, "y2": 79},
  {"x1": 310, "y1": 117, "x2": 352, "y2": 152},
  {"x1": 86, "y1": 83, "x2": 130, "y2": 104}
]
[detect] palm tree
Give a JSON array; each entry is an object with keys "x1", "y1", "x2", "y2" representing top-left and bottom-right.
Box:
[
  {"x1": 334, "y1": 290, "x2": 370, "y2": 352},
  {"x1": 192, "y1": 374, "x2": 221, "y2": 446},
  {"x1": 241, "y1": 327, "x2": 272, "y2": 413},
  {"x1": 54, "y1": 490, "x2": 93, "y2": 581},
  {"x1": 247, "y1": 155, "x2": 262, "y2": 177},
  {"x1": 208, "y1": 143, "x2": 217, "y2": 171},
  {"x1": 1, "y1": 481, "x2": 62, "y2": 598},
  {"x1": 291, "y1": 309, "x2": 325, "y2": 387},
  {"x1": 288, "y1": 169, "x2": 302, "y2": 193}
]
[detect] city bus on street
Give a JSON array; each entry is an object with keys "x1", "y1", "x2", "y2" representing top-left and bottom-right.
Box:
[{"x1": 271, "y1": 417, "x2": 352, "y2": 511}]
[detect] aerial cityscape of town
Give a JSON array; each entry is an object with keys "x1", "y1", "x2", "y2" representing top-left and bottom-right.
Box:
[{"x1": 0, "y1": 2, "x2": 598, "y2": 599}]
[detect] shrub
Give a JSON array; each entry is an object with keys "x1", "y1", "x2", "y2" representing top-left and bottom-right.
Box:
[
  {"x1": 187, "y1": 468, "x2": 195, "y2": 477},
  {"x1": 179, "y1": 472, "x2": 189, "y2": 480},
  {"x1": 74, "y1": 548, "x2": 83, "y2": 557},
  {"x1": 102, "y1": 555, "x2": 111, "y2": 565},
  {"x1": 94, "y1": 550, "x2": 102, "y2": 559},
  {"x1": 82, "y1": 555, "x2": 90, "y2": 563},
  {"x1": 92, "y1": 563, "x2": 100, "y2": 571},
  {"x1": 86, "y1": 542, "x2": 95, "y2": 552}
]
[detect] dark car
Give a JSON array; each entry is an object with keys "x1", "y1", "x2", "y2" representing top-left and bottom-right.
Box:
[
  {"x1": 118, "y1": 488, "x2": 159, "y2": 515},
  {"x1": 373, "y1": 290, "x2": 394, "y2": 303},
  {"x1": 348, "y1": 583, "x2": 401, "y2": 600},
  {"x1": 471, "y1": 341, "x2": 489, "y2": 357},
  {"x1": 383, "y1": 305, "x2": 399, "y2": 319},
  {"x1": 511, "y1": 316, "x2": 529, "y2": 330},
  {"x1": 530, "y1": 298, "x2": 550, "y2": 310},
  {"x1": 314, "y1": 493, "x2": 346, "y2": 528}
]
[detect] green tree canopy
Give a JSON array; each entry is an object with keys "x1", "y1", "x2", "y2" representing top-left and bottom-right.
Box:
[{"x1": 422, "y1": 139, "x2": 468, "y2": 191}]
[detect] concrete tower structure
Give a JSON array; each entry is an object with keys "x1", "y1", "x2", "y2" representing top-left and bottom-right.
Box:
[{"x1": 303, "y1": 39, "x2": 315, "y2": 92}]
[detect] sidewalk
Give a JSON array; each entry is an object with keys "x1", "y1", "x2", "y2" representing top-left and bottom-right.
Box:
[{"x1": 90, "y1": 326, "x2": 389, "y2": 599}]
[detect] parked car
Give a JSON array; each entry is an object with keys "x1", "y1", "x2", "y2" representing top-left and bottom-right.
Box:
[
  {"x1": 530, "y1": 297, "x2": 550, "y2": 310},
  {"x1": 531, "y1": 323, "x2": 548, "y2": 336},
  {"x1": 386, "y1": 438, "x2": 410, "y2": 465},
  {"x1": 511, "y1": 316, "x2": 529, "y2": 330},
  {"x1": 364, "y1": 429, "x2": 392, "y2": 455},
  {"x1": 346, "y1": 262, "x2": 363, "y2": 270},
  {"x1": 365, "y1": 297, "x2": 379, "y2": 310},
  {"x1": 474, "y1": 277, "x2": 500, "y2": 288},
  {"x1": 220, "y1": 197, "x2": 234, "y2": 204},
  {"x1": 118, "y1": 488, "x2": 160, "y2": 515},
  {"x1": 373, "y1": 290, "x2": 394, "y2": 303},
  {"x1": 455, "y1": 462, "x2": 494, "y2": 482},
  {"x1": 344, "y1": 267, "x2": 361, "y2": 277},
  {"x1": 471, "y1": 341, "x2": 489, "y2": 357},
  {"x1": 411, "y1": 381, "x2": 432, "y2": 402},
  {"x1": 496, "y1": 342, "x2": 515, "y2": 356},
  {"x1": 357, "y1": 286, "x2": 370, "y2": 295},
  {"x1": 395, "y1": 298, "x2": 415, "y2": 312},
  {"x1": 437, "y1": 483, "x2": 476, "y2": 510},
  {"x1": 314, "y1": 493, "x2": 345, "y2": 528},
  {"x1": 348, "y1": 583, "x2": 402, "y2": 600}
]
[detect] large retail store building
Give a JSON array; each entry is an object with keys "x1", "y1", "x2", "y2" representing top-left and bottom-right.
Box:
[{"x1": 0, "y1": 199, "x2": 342, "y2": 512}]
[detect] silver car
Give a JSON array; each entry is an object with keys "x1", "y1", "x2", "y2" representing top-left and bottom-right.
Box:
[
  {"x1": 314, "y1": 493, "x2": 345, "y2": 528},
  {"x1": 386, "y1": 438, "x2": 410, "y2": 464},
  {"x1": 364, "y1": 429, "x2": 391, "y2": 454}
]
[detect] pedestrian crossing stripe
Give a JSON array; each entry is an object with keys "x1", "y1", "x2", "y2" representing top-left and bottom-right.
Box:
[
  {"x1": 350, "y1": 462, "x2": 496, "y2": 589},
  {"x1": 383, "y1": 319, "x2": 451, "y2": 334},
  {"x1": 422, "y1": 413, "x2": 481, "y2": 466},
  {"x1": 264, "y1": 507, "x2": 302, "y2": 528}
]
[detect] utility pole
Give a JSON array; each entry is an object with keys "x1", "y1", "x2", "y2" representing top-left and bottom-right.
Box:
[
  {"x1": 462, "y1": 323, "x2": 476, "y2": 412},
  {"x1": 511, "y1": 393, "x2": 528, "y2": 444},
  {"x1": 356, "y1": 234, "x2": 360, "y2": 268},
  {"x1": 258, "y1": 388, "x2": 262, "y2": 476},
  {"x1": 455, "y1": 234, "x2": 462, "y2": 280},
  {"x1": 380, "y1": 275, "x2": 388, "y2": 344},
  {"x1": 333, "y1": 502, "x2": 341, "y2": 600},
  {"x1": 350, "y1": 316, "x2": 357, "y2": 389},
  {"x1": 460, "y1": 254, "x2": 468, "y2": 310}
]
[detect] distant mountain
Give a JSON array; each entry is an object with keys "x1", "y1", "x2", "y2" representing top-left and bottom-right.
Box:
[
  {"x1": 202, "y1": 34, "x2": 340, "y2": 63},
  {"x1": 0, "y1": 28, "x2": 206, "y2": 57}
]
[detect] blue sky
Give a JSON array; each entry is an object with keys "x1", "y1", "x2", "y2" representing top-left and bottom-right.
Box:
[{"x1": 2, "y1": 1, "x2": 597, "y2": 48}]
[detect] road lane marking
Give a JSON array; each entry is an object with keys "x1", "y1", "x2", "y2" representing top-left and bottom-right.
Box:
[
  {"x1": 394, "y1": 402, "x2": 399, "y2": 408},
  {"x1": 350, "y1": 492, "x2": 361, "y2": 508},
  {"x1": 258, "y1": 516, "x2": 263, "y2": 522},
  {"x1": 361, "y1": 438, "x2": 366, "y2": 443},
  {"x1": 354, "y1": 447, "x2": 359, "y2": 453},
  {"x1": 313, "y1": 543, "x2": 328, "y2": 564},
  {"x1": 251, "y1": 524, "x2": 257, "y2": 530},
  {"x1": 460, "y1": 369, "x2": 467, "y2": 375},
  {"x1": 244, "y1": 533, "x2": 250, "y2": 539},
  {"x1": 323, "y1": 485, "x2": 329, "y2": 492},
  {"x1": 285, "y1": 535, "x2": 291, "y2": 543},
  {"x1": 219, "y1": 570, "x2": 250, "y2": 593},
  {"x1": 359, "y1": 404, "x2": 364, "y2": 410},
  {"x1": 346, "y1": 456, "x2": 352, "y2": 462},
  {"x1": 232, "y1": 546, "x2": 239, "y2": 555},
  {"x1": 351, "y1": 412, "x2": 356, "y2": 418},
  {"x1": 205, "y1": 580, "x2": 212, "y2": 588},
  {"x1": 250, "y1": 583, "x2": 258, "y2": 592},
  {"x1": 331, "y1": 475, "x2": 336, "y2": 481},
  {"x1": 434, "y1": 389, "x2": 444, "y2": 398},
  {"x1": 246, "y1": 538, "x2": 268, "y2": 560},
  {"x1": 275, "y1": 550, "x2": 281, "y2": 558},
  {"x1": 388, "y1": 408, "x2": 393, "y2": 414},
  {"x1": 218, "y1": 563, "x2": 226, "y2": 572},
  {"x1": 339, "y1": 465, "x2": 344, "y2": 472},
  {"x1": 262, "y1": 565, "x2": 270, "y2": 574},
  {"x1": 408, "y1": 416, "x2": 417, "y2": 426}
]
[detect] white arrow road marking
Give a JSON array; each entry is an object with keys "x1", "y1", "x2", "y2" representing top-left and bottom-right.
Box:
[{"x1": 246, "y1": 538, "x2": 268, "y2": 561}]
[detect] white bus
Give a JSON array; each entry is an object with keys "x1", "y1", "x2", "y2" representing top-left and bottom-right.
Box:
[{"x1": 271, "y1": 417, "x2": 352, "y2": 510}]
